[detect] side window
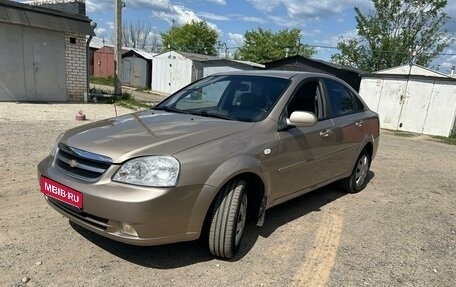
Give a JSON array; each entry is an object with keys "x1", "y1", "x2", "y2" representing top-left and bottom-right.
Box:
[
  {"x1": 287, "y1": 80, "x2": 323, "y2": 119},
  {"x1": 324, "y1": 79, "x2": 358, "y2": 117},
  {"x1": 346, "y1": 88, "x2": 365, "y2": 112}
]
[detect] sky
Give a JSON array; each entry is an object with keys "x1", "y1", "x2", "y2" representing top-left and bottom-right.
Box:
[{"x1": 21, "y1": 0, "x2": 456, "y2": 73}]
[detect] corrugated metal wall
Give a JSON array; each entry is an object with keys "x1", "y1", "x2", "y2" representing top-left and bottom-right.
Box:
[
  {"x1": 422, "y1": 84, "x2": 456, "y2": 136},
  {"x1": 0, "y1": 23, "x2": 66, "y2": 101},
  {"x1": 152, "y1": 55, "x2": 193, "y2": 94},
  {"x1": 122, "y1": 57, "x2": 148, "y2": 88},
  {"x1": 359, "y1": 77, "x2": 456, "y2": 136},
  {"x1": 93, "y1": 47, "x2": 114, "y2": 77},
  {"x1": 203, "y1": 66, "x2": 243, "y2": 77}
]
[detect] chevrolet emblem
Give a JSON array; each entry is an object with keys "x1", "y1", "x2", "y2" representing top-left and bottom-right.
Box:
[{"x1": 69, "y1": 159, "x2": 77, "y2": 168}]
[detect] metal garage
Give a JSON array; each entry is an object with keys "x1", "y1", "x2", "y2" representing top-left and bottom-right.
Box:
[
  {"x1": 152, "y1": 51, "x2": 263, "y2": 94},
  {"x1": 122, "y1": 49, "x2": 155, "y2": 88},
  {"x1": 265, "y1": 55, "x2": 363, "y2": 92},
  {"x1": 359, "y1": 64, "x2": 456, "y2": 137},
  {"x1": 0, "y1": 23, "x2": 66, "y2": 101},
  {"x1": 0, "y1": 0, "x2": 94, "y2": 102}
]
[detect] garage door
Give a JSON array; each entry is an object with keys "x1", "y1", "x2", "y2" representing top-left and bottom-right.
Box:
[{"x1": 0, "y1": 23, "x2": 66, "y2": 101}]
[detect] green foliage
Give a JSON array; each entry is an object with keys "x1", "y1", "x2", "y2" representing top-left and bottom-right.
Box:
[
  {"x1": 90, "y1": 76, "x2": 114, "y2": 86},
  {"x1": 110, "y1": 92, "x2": 150, "y2": 110},
  {"x1": 89, "y1": 88, "x2": 149, "y2": 110},
  {"x1": 432, "y1": 132, "x2": 456, "y2": 145},
  {"x1": 331, "y1": 0, "x2": 453, "y2": 72},
  {"x1": 161, "y1": 20, "x2": 218, "y2": 55},
  {"x1": 235, "y1": 28, "x2": 316, "y2": 63}
]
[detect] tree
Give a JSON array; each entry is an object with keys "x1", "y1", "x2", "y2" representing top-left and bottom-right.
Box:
[
  {"x1": 235, "y1": 28, "x2": 316, "y2": 63},
  {"x1": 161, "y1": 20, "x2": 218, "y2": 55},
  {"x1": 331, "y1": 0, "x2": 453, "y2": 72},
  {"x1": 122, "y1": 20, "x2": 162, "y2": 53}
]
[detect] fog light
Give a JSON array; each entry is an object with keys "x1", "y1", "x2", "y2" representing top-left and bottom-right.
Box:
[{"x1": 120, "y1": 222, "x2": 138, "y2": 237}]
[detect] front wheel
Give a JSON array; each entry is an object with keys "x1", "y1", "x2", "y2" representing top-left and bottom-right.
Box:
[
  {"x1": 208, "y1": 179, "x2": 248, "y2": 258},
  {"x1": 341, "y1": 150, "x2": 371, "y2": 193}
]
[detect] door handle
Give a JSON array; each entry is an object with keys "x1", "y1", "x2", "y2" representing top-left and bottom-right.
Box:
[
  {"x1": 319, "y1": 129, "x2": 333, "y2": 137},
  {"x1": 355, "y1": 120, "x2": 363, "y2": 128}
]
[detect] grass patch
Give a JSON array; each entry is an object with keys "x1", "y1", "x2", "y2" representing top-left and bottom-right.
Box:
[
  {"x1": 90, "y1": 76, "x2": 114, "y2": 86},
  {"x1": 135, "y1": 87, "x2": 151, "y2": 92},
  {"x1": 431, "y1": 132, "x2": 456, "y2": 145},
  {"x1": 390, "y1": 131, "x2": 419, "y2": 138},
  {"x1": 109, "y1": 92, "x2": 150, "y2": 110},
  {"x1": 88, "y1": 88, "x2": 150, "y2": 110}
]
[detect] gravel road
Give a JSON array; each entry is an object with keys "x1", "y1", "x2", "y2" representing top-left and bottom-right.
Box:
[{"x1": 0, "y1": 102, "x2": 454, "y2": 287}]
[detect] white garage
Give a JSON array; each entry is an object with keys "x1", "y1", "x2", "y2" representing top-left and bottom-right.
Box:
[
  {"x1": 152, "y1": 51, "x2": 263, "y2": 94},
  {"x1": 359, "y1": 64, "x2": 456, "y2": 137}
]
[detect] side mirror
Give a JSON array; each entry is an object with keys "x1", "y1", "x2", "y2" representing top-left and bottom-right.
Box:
[{"x1": 287, "y1": 111, "x2": 317, "y2": 127}]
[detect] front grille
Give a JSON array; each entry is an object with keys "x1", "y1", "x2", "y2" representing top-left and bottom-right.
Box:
[{"x1": 55, "y1": 143, "x2": 112, "y2": 181}]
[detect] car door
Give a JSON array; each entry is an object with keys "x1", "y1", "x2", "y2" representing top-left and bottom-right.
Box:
[
  {"x1": 269, "y1": 78, "x2": 337, "y2": 201},
  {"x1": 323, "y1": 78, "x2": 367, "y2": 176}
]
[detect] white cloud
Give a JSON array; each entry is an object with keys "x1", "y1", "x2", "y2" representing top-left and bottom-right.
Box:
[
  {"x1": 207, "y1": 0, "x2": 226, "y2": 5},
  {"x1": 101, "y1": 1, "x2": 221, "y2": 33},
  {"x1": 438, "y1": 55, "x2": 456, "y2": 70},
  {"x1": 227, "y1": 33, "x2": 244, "y2": 47},
  {"x1": 106, "y1": 21, "x2": 114, "y2": 30},
  {"x1": 156, "y1": 5, "x2": 201, "y2": 25},
  {"x1": 83, "y1": 0, "x2": 222, "y2": 34},
  {"x1": 320, "y1": 28, "x2": 358, "y2": 46},
  {"x1": 197, "y1": 12, "x2": 230, "y2": 21},
  {"x1": 267, "y1": 15, "x2": 304, "y2": 27},
  {"x1": 247, "y1": 0, "x2": 281, "y2": 12},
  {"x1": 86, "y1": 0, "x2": 111, "y2": 13},
  {"x1": 94, "y1": 27, "x2": 106, "y2": 36},
  {"x1": 247, "y1": 0, "x2": 372, "y2": 26},
  {"x1": 241, "y1": 16, "x2": 266, "y2": 24},
  {"x1": 153, "y1": 5, "x2": 221, "y2": 34},
  {"x1": 434, "y1": 43, "x2": 456, "y2": 73}
]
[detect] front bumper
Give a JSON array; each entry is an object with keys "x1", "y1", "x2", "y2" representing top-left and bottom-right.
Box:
[{"x1": 37, "y1": 156, "x2": 216, "y2": 246}]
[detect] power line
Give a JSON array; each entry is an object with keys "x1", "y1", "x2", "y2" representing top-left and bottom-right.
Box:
[{"x1": 224, "y1": 44, "x2": 456, "y2": 57}]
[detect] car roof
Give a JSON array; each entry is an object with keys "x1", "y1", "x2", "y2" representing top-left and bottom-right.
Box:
[{"x1": 211, "y1": 70, "x2": 331, "y2": 79}]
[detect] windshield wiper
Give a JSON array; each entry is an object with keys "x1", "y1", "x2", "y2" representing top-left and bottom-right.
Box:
[
  {"x1": 189, "y1": 111, "x2": 234, "y2": 121},
  {"x1": 153, "y1": 106, "x2": 189, "y2": 114}
]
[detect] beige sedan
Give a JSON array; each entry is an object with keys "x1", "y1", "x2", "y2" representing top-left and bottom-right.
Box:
[{"x1": 38, "y1": 71, "x2": 379, "y2": 258}]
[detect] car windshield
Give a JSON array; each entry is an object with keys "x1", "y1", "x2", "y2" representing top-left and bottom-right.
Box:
[{"x1": 155, "y1": 75, "x2": 290, "y2": 122}]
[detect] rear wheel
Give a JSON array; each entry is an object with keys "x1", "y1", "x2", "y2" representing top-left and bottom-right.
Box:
[
  {"x1": 342, "y1": 149, "x2": 370, "y2": 193},
  {"x1": 209, "y1": 179, "x2": 248, "y2": 258}
]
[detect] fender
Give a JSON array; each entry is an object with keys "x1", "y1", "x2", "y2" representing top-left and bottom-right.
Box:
[
  {"x1": 351, "y1": 133, "x2": 376, "y2": 169},
  {"x1": 185, "y1": 155, "x2": 271, "y2": 234},
  {"x1": 205, "y1": 154, "x2": 266, "y2": 189}
]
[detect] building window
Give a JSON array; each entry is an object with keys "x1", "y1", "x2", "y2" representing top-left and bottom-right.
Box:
[{"x1": 69, "y1": 37, "x2": 76, "y2": 44}]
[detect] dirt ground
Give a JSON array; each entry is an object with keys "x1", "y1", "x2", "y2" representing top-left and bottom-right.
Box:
[{"x1": 0, "y1": 102, "x2": 454, "y2": 287}]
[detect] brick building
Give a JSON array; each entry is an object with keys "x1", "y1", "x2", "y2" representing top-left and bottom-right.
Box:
[{"x1": 0, "y1": 0, "x2": 94, "y2": 101}]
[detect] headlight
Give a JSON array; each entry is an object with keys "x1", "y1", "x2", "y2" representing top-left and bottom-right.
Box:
[
  {"x1": 112, "y1": 156, "x2": 180, "y2": 187},
  {"x1": 50, "y1": 132, "x2": 65, "y2": 157}
]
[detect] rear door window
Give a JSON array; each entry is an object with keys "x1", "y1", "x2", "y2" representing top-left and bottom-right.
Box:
[{"x1": 324, "y1": 79, "x2": 364, "y2": 117}]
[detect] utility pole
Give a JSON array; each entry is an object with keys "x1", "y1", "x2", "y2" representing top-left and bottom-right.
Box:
[{"x1": 114, "y1": 0, "x2": 123, "y2": 96}]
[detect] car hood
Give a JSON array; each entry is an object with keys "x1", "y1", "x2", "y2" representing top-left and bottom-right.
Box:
[{"x1": 62, "y1": 110, "x2": 254, "y2": 163}]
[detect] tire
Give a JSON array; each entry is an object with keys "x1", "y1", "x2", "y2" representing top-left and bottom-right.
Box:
[
  {"x1": 208, "y1": 179, "x2": 248, "y2": 258},
  {"x1": 342, "y1": 149, "x2": 371, "y2": 193}
]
